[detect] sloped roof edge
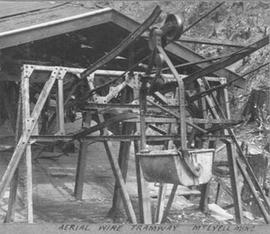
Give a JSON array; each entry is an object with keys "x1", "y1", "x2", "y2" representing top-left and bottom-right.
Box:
[{"x1": 0, "y1": 7, "x2": 113, "y2": 50}]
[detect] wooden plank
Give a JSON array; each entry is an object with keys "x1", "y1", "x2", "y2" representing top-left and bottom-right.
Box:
[
  {"x1": 0, "y1": 68, "x2": 58, "y2": 201},
  {"x1": 31, "y1": 135, "x2": 182, "y2": 142},
  {"x1": 74, "y1": 140, "x2": 89, "y2": 200}
]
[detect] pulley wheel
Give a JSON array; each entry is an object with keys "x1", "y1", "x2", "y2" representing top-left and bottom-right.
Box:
[{"x1": 163, "y1": 13, "x2": 184, "y2": 42}]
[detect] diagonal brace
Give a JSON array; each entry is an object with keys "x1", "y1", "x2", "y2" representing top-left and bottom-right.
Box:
[{"x1": 0, "y1": 68, "x2": 65, "y2": 201}]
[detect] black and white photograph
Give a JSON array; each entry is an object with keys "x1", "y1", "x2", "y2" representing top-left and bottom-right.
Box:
[{"x1": 0, "y1": 1, "x2": 269, "y2": 233}]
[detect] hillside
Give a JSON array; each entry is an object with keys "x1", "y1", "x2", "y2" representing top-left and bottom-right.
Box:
[{"x1": 88, "y1": 0, "x2": 270, "y2": 105}]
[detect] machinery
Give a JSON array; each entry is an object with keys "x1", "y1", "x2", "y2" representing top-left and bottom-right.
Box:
[{"x1": 0, "y1": 4, "x2": 270, "y2": 224}]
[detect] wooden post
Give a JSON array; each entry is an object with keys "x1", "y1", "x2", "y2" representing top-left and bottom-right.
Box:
[
  {"x1": 74, "y1": 140, "x2": 88, "y2": 200},
  {"x1": 162, "y1": 184, "x2": 178, "y2": 222},
  {"x1": 21, "y1": 74, "x2": 33, "y2": 223},
  {"x1": 136, "y1": 78, "x2": 153, "y2": 223},
  {"x1": 139, "y1": 80, "x2": 148, "y2": 150},
  {"x1": 199, "y1": 183, "x2": 211, "y2": 212},
  {"x1": 108, "y1": 84, "x2": 134, "y2": 218},
  {"x1": 98, "y1": 114, "x2": 137, "y2": 223},
  {"x1": 4, "y1": 170, "x2": 19, "y2": 223},
  {"x1": 108, "y1": 132, "x2": 132, "y2": 218},
  {"x1": 56, "y1": 77, "x2": 65, "y2": 135},
  {"x1": 134, "y1": 139, "x2": 152, "y2": 224},
  {"x1": 224, "y1": 140, "x2": 243, "y2": 224},
  {"x1": 236, "y1": 156, "x2": 270, "y2": 223},
  {"x1": 221, "y1": 78, "x2": 231, "y2": 119},
  {"x1": 74, "y1": 111, "x2": 92, "y2": 200},
  {"x1": 154, "y1": 122, "x2": 173, "y2": 223},
  {"x1": 215, "y1": 183, "x2": 221, "y2": 204},
  {"x1": 5, "y1": 83, "x2": 22, "y2": 223},
  {"x1": 154, "y1": 183, "x2": 167, "y2": 223}
]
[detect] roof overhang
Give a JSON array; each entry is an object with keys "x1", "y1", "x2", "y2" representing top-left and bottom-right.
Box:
[
  {"x1": 0, "y1": 4, "x2": 248, "y2": 88},
  {"x1": 0, "y1": 8, "x2": 113, "y2": 50}
]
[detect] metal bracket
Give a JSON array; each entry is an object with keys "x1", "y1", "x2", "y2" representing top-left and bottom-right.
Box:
[{"x1": 22, "y1": 65, "x2": 34, "y2": 79}]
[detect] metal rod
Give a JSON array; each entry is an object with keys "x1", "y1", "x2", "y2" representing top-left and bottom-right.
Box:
[
  {"x1": 242, "y1": 62, "x2": 269, "y2": 77},
  {"x1": 182, "y1": 2, "x2": 225, "y2": 33},
  {"x1": 181, "y1": 36, "x2": 268, "y2": 85},
  {"x1": 190, "y1": 62, "x2": 269, "y2": 102},
  {"x1": 178, "y1": 37, "x2": 245, "y2": 48},
  {"x1": 161, "y1": 50, "x2": 251, "y2": 72},
  {"x1": 146, "y1": 98, "x2": 207, "y2": 133},
  {"x1": 157, "y1": 46, "x2": 187, "y2": 149}
]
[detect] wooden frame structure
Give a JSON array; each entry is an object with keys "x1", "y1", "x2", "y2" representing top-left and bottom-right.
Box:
[
  {"x1": 0, "y1": 2, "x2": 269, "y2": 225},
  {"x1": 1, "y1": 58, "x2": 270, "y2": 224},
  {"x1": 0, "y1": 63, "x2": 248, "y2": 224}
]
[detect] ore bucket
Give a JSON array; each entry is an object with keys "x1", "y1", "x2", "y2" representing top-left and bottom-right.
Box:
[{"x1": 137, "y1": 149, "x2": 215, "y2": 186}]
